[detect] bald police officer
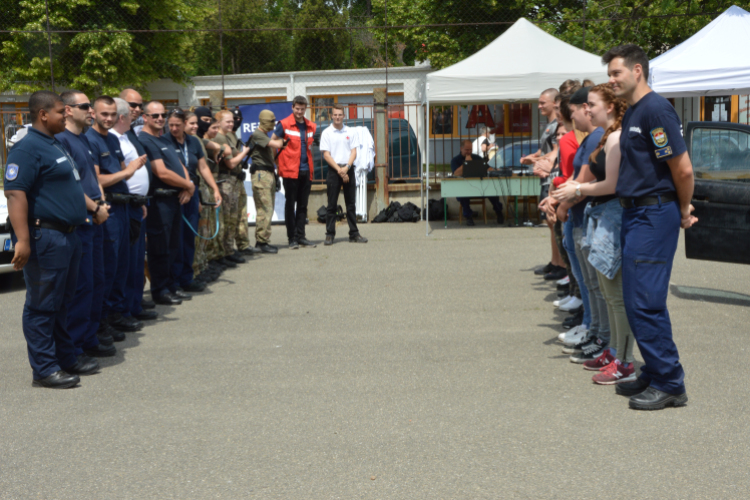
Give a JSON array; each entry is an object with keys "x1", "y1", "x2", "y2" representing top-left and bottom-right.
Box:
[
  {"x1": 604, "y1": 44, "x2": 697, "y2": 410},
  {"x1": 5, "y1": 91, "x2": 96, "y2": 388}
]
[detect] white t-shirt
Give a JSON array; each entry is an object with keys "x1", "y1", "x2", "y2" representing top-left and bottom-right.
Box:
[
  {"x1": 320, "y1": 124, "x2": 358, "y2": 165},
  {"x1": 110, "y1": 129, "x2": 150, "y2": 196},
  {"x1": 472, "y1": 134, "x2": 494, "y2": 156}
]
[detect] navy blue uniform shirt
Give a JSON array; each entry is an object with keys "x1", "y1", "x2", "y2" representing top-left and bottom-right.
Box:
[
  {"x1": 169, "y1": 133, "x2": 204, "y2": 177},
  {"x1": 274, "y1": 121, "x2": 309, "y2": 172},
  {"x1": 138, "y1": 132, "x2": 187, "y2": 191},
  {"x1": 617, "y1": 91, "x2": 687, "y2": 198},
  {"x1": 450, "y1": 153, "x2": 483, "y2": 173},
  {"x1": 570, "y1": 127, "x2": 604, "y2": 227},
  {"x1": 85, "y1": 128, "x2": 128, "y2": 194},
  {"x1": 56, "y1": 129, "x2": 102, "y2": 201},
  {"x1": 4, "y1": 127, "x2": 87, "y2": 226}
]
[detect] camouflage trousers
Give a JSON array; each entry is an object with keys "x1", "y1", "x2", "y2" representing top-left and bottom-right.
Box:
[
  {"x1": 220, "y1": 175, "x2": 240, "y2": 257},
  {"x1": 236, "y1": 178, "x2": 250, "y2": 251},
  {"x1": 251, "y1": 170, "x2": 276, "y2": 244},
  {"x1": 194, "y1": 182, "x2": 219, "y2": 274}
]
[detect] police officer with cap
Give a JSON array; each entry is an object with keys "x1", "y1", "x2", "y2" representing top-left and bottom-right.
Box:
[
  {"x1": 603, "y1": 44, "x2": 697, "y2": 410},
  {"x1": 4, "y1": 90, "x2": 96, "y2": 388},
  {"x1": 139, "y1": 101, "x2": 195, "y2": 305}
]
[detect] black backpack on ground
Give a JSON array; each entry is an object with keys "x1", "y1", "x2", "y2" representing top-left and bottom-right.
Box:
[
  {"x1": 397, "y1": 202, "x2": 421, "y2": 223},
  {"x1": 372, "y1": 201, "x2": 402, "y2": 223},
  {"x1": 316, "y1": 205, "x2": 346, "y2": 223},
  {"x1": 426, "y1": 198, "x2": 445, "y2": 221}
]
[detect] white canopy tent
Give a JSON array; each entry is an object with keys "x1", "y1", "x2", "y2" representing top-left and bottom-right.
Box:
[
  {"x1": 422, "y1": 18, "x2": 608, "y2": 233},
  {"x1": 649, "y1": 5, "x2": 750, "y2": 97}
]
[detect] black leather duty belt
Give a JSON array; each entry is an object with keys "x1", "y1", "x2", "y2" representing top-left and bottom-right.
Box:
[
  {"x1": 30, "y1": 219, "x2": 76, "y2": 234},
  {"x1": 619, "y1": 192, "x2": 677, "y2": 209}
]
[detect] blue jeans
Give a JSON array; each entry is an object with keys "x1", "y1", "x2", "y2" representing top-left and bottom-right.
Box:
[
  {"x1": 563, "y1": 219, "x2": 591, "y2": 328},
  {"x1": 621, "y1": 200, "x2": 685, "y2": 394},
  {"x1": 15, "y1": 228, "x2": 82, "y2": 379},
  {"x1": 584, "y1": 199, "x2": 624, "y2": 280}
]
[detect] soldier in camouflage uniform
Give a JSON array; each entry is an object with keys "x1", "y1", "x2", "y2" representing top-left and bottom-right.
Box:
[{"x1": 249, "y1": 110, "x2": 285, "y2": 253}]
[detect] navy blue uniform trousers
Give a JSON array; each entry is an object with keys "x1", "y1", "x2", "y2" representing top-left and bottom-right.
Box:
[
  {"x1": 126, "y1": 205, "x2": 147, "y2": 317},
  {"x1": 102, "y1": 203, "x2": 130, "y2": 319},
  {"x1": 173, "y1": 189, "x2": 199, "y2": 287},
  {"x1": 147, "y1": 197, "x2": 182, "y2": 298},
  {"x1": 15, "y1": 228, "x2": 82, "y2": 379},
  {"x1": 88, "y1": 224, "x2": 105, "y2": 339},
  {"x1": 621, "y1": 200, "x2": 686, "y2": 394},
  {"x1": 67, "y1": 221, "x2": 101, "y2": 354}
]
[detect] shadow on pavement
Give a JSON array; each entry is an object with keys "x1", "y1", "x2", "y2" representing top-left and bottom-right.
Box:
[{"x1": 671, "y1": 284, "x2": 750, "y2": 307}]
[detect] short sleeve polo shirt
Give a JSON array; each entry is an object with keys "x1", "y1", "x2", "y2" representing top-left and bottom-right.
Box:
[
  {"x1": 319, "y1": 124, "x2": 358, "y2": 165},
  {"x1": 617, "y1": 91, "x2": 687, "y2": 198},
  {"x1": 138, "y1": 132, "x2": 187, "y2": 191},
  {"x1": 85, "y1": 127, "x2": 128, "y2": 194},
  {"x1": 4, "y1": 127, "x2": 87, "y2": 226}
]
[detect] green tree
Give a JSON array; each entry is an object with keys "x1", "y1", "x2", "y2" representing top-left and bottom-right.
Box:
[{"x1": 0, "y1": 0, "x2": 214, "y2": 95}]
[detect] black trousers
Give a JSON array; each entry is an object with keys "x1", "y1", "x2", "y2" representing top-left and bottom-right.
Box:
[
  {"x1": 326, "y1": 167, "x2": 359, "y2": 237},
  {"x1": 283, "y1": 175, "x2": 311, "y2": 242},
  {"x1": 146, "y1": 197, "x2": 182, "y2": 298}
]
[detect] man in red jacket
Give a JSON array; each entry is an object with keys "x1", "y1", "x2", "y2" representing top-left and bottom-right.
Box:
[{"x1": 272, "y1": 96, "x2": 317, "y2": 249}]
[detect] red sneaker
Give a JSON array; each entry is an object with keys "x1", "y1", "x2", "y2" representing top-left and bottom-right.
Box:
[
  {"x1": 592, "y1": 360, "x2": 637, "y2": 385},
  {"x1": 582, "y1": 349, "x2": 615, "y2": 371}
]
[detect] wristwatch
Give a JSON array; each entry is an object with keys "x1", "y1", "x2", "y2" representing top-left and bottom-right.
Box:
[
  {"x1": 574, "y1": 183, "x2": 582, "y2": 198},
  {"x1": 93, "y1": 205, "x2": 101, "y2": 216}
]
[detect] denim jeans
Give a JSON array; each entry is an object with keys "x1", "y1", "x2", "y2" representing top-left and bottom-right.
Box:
[
  {"x1": 583, "y1": 199, "x2": 623, "y2": 279},
  {"x1": 562, "y1": 220, "x2": 590, "y2": 328},
  {"x1": 573, "y1": 226, "x2": 610, "y2": 343}
]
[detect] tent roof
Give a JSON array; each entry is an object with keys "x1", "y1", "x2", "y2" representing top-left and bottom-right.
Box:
[
  {"x1": 650, "y1": 5, "x2": 750, "y2": 97},
  {"x1": 425, "y1": 18, "x2": 607, "y2": 104}
]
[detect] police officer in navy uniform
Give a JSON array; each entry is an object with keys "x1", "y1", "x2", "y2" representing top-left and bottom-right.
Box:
[
  {"x1": 87, "y1": 96, "x2": 148, "y2": 340},
  {"x1": 603, "y1": 44, "x2": 697, "y2": 410},
  {"x1": 138, "y1": 101, "x2": 195, "y2": 305},
  {"x1": 4, "y1": 91, "x2": 97, "y2": 388},
  {"x1": 56, "y1": 90, "x2": 117, "y2": 360}
]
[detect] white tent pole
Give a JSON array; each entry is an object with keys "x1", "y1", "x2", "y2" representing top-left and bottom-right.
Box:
[{"x1": 425, "y1": 98, "x2": 430, "y2": 236}]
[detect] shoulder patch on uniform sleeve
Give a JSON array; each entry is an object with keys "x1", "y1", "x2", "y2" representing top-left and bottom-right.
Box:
[
  {"x1": 655, "y1": 146, "x2": 673, "y2": 159},
  {"x1": 5, "y1": 163, "x2": 19, "y2": 181},
  {"x1": 651, "y1": 127, "x2": 668, "y2": 147}
]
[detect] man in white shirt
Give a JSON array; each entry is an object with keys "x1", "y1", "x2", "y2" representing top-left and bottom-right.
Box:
[
  {"x1": 111, "y1": 97, "x2": 157, "y2": 322},
  {"x1": 320, "y1": 104, "x2": 367, "y2": 246},
  {"x1": 472, "y1": 125, "x2": 494, "y2": 157}
]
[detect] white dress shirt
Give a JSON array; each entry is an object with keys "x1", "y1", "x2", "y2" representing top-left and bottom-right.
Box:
[
  {"x1": 110, "y1": 129, "x2": 149, "y2": 196},
  {"x1": 320, "y1": 124, "x2": 358, "y2": 165}
]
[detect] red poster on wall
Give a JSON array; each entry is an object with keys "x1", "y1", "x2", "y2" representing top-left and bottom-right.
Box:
[
  {"x1": 465, "y1": 105, "x2": 496, "y2": 129},
  {"x1": 509, "y1": 103, "x2": 531, "y2": 134}
]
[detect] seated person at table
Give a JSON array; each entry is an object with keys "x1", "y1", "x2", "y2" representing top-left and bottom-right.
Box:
[{"x1": 451, "y1": 139, "x2": 504, "y2": 226}]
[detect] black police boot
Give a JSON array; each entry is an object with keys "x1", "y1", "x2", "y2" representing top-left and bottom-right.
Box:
[
  {"x1": 181, "y1": 281, "x2": 206, "y2": 292},
  {"x1": 349, "y1": 234, "x2": 368, "y2": 243},
  {"x1": 154, "y1": 292, "x2": 182, "y2": 306},
  {"x1": 324, "y1": 236, "x2": 334, "y2": 246},
  {"x1": 108, "y1": 313, "x2": 143, "y2": 332},
  {"x1": 64, "y1": 354, "x2": 100, "y2": 376},
  {"x1": 134, "y1": 310, "x2": 159, "y2": 321},
  {"x1": 256, "y1": 243, "x2": 279, "y2": 254},
  {"x1": 615, "y1": 377, "x2": 651, "y2": 397},
  {"x1": 84, "y1": 343, "x2": 117, "y2": 358},
  {"x1": 96, "y1": 322, "x2": 114, "y2": 346},
  {"x1": 629, "y1": 387, "x2": 688, "y2": 410},
  {"x1": 289, "y1": 240, "x2": 300, "y2": 250},
  {"x1": 240, "y1": 246, "x2": 261, "y2": 255},
  {"x1": 141, "y1": 299, "x2": 156, "y2": 310},
  {"x1": 33, "y1": 371, "x2": 80, "y2": 389},
  {"x1": 219, "y1": 257, "x2": 238, "y2": 268},
  {"x1": 298, "y1": 238, "x2": 316, "y2": 248},
  {"x1": 172, "y1": 290, "x2": 192, "y2": 301}
]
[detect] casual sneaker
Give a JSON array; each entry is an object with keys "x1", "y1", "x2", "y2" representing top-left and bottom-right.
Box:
[
  {"x1": 535, "y1": 262, "x2": 554, "y2": 275},
  {"x1": 544, "y1": 266, "x2": 567, "y2": 281},
  {"x1": 592, "y1": 360, "x2": 637, "y2": 385},
  {"x1": 582, "y1": 349, "x2": 616, "y2": 371},
  {"x1": 553, "y1": 295, "x2": 573, "y2": 308},
  {"x1": 570, "y1": 337, "x2": 608, "y2": 363},
  {"x1": 559, "y1": 296, "x2": 583, "y2": 312},
  {"x1": 562, "y1": 310, "x2": 583, "y2": 329},
  {"x1": 560, "y1": 325, "x2": 589, "y2": 347},
  {"x1": 556, "y1": 276, "x2": 570, "y2": 286}
]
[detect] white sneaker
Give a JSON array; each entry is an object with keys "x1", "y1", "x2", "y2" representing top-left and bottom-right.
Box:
[
  {"x1": 556, "y1": 276, "x2": 570, "y2": 286},
  {"x1": 559, "y1": 296, "x2": 583, "y2": 312},
  {"x1": 561, "y1": 325, "x2": 589, "y2": 346},
  {"x1": 553, "y1": 295, "x2": 573, "y2": 308}
]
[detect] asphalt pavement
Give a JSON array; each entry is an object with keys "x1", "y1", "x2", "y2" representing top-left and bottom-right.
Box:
[{"x1": 1, "y1": 221, "x2": 749, "y2": 499}]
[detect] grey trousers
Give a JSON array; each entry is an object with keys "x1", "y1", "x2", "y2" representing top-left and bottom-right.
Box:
[
  {"x1": 572, "y1": 227, "x2": 610, "y2": 343},
  {"x1": 596, "y1": 269, "x2": 635, "y2": 363}
]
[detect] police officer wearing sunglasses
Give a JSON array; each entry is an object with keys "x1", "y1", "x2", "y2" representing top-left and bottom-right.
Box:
[{"x1": 4, "y1": 91, "x2": 92, "y2": 388}]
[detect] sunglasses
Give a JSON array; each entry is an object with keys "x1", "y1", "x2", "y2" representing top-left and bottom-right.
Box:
[
  {"x1": 169, "y1": 108, "x2": 185, "y2": 117},
  {"x1": 128, "y1": 102, "x2": 143, "y2": 109},
  {"x1": 70, "y1": 103, "x2": 92, "y2": 111},
  {"x1": 147, "y1": 113, "x2": 167, "y2": 119}
]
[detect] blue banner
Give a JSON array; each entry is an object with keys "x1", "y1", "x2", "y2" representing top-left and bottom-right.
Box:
[{"x1": 238, "y1": 101, "x2": 293, "y2": 144}]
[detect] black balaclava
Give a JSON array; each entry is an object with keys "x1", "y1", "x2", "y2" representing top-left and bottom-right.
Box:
[
  {"x1": 195, "y1": 106, "x2": 212, "y2": 138},
  {"x1": 232, "y1": 107, "x2": 243, "y2": 133}
]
